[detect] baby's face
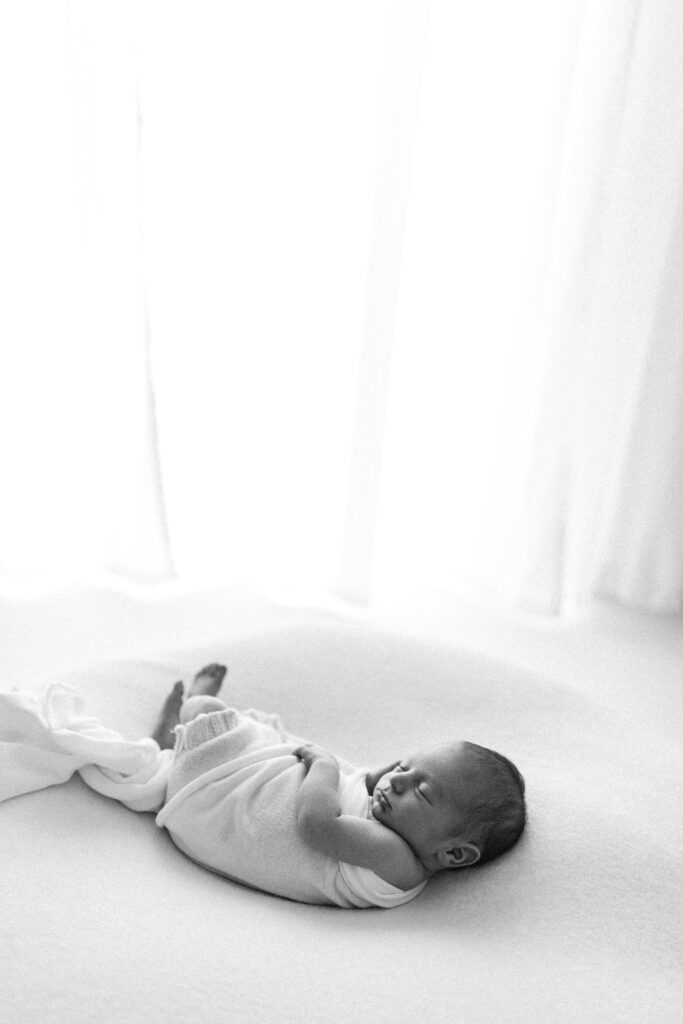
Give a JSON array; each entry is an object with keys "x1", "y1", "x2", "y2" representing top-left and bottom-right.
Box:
[{"x1": 370, "y1": 742, "x2": 475, "y2": 861}]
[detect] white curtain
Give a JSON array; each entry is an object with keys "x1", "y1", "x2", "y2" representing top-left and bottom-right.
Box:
[
  {"x1": 135, "y1": 0, "x2": 401, "y2": 595},
  {"x1": 1, "y1": 0, "x2": 682, "y2": 615},
  {"x1": 0, "y1": 1, "x2": 171, "y2": 583},
  {"x1": 507, "y1": 0, "x2": 683, "y2": 614},
  {"x1": 372, "y1": 0, "x2": 683, "y2": 614}
]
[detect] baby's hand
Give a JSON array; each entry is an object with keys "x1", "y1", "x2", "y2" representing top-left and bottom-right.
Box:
[{"x1": 294, "y1": 744, "x2": 337, "y2": 772}]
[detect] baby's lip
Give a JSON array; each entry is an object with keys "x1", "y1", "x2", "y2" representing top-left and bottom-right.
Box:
[{"x1": 377, "y1": 789, "x2": 392, "y2": 810}]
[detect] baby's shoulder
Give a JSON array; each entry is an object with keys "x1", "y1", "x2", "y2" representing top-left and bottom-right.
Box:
[
  {"x1": 377, "y1": 846, "x2": 426, "y2": 890},
  {"x1": 365, "y1": 820, "x2": 427, "y2": 891}
]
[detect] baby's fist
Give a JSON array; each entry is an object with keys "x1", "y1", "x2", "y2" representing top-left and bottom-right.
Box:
[{"x1": 294, "y1": 744, "x2": 335, "y2": 771}]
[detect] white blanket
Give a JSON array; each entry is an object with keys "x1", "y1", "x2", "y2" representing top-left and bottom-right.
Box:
[{"x1": 0, "y1": 684, "x2": 171, "y2": 811}]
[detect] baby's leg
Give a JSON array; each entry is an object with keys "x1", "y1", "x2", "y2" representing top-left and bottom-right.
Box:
[
  {"x1": 152, "y1": 681, "x2": 184, "y2": 750},
  {"x1": 152, "y1": 664, "x2": 227, "y2": 748}
]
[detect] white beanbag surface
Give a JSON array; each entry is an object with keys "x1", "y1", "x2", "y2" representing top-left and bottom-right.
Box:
[{"x1": 2, "y1": 599, "x2": 681, "y2": 1024}]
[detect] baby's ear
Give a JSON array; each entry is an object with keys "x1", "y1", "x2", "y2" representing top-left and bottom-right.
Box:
[{"x1": 437, "y1": 842, "x2": 480, "y2": 870}]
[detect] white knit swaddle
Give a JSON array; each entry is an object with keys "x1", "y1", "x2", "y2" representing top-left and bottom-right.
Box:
[{"x1": 157, "y1": 706, "x2": 426, "y2": 908}]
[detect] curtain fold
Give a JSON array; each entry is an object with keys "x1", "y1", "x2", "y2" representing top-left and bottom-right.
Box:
[
  {"x1": 137, "y1": 0, "x2": 395, "y2": 594},
  {"x1": 371, "y1": 0, "x2": 587, "y2": 606},
  {"x1": 0, "y1": 0, "x2": 172, "y2": 584},
  {"x1": 509, "y1": 0, "x2": 683, "y2": 613},
  {"x1": 335, "y1": 1, "x2": 430, "y2": 604}
]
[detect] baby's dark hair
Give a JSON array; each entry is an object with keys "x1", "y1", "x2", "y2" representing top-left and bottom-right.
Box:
[{"x1": 458, "y1": 742, "x2": 526, "y2": 866}]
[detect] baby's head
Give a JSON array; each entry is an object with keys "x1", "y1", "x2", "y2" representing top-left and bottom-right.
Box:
[{"x1": 370, "y1": 740, "x2": 526, "y2": 873}]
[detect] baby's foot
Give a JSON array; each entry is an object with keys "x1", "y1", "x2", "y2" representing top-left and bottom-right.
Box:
[{"x1": 189, "y1": 663, "x2": 228, "y2": 698}]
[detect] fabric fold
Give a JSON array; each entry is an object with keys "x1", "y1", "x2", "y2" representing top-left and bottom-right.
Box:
[{"x1": 0, "y1": 684, "x2": 171, "y2": 811}]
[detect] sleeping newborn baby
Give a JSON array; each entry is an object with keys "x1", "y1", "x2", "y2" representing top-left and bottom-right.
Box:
[{"x1": 153, "y1": 664, "x2": 526, "y2": 909}]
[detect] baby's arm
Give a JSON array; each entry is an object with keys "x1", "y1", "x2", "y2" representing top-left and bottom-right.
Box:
[{"x1": 294, "y1": 745, "x2": 425, "y2": 891}]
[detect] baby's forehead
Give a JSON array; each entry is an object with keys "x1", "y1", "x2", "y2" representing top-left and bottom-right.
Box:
[{"x1": 407, "y1": 741, "x2": 468, "y2": 777}]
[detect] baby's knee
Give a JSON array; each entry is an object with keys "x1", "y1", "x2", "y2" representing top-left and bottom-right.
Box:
[{"x1": 179, "y1": 694, "x2": 227, "y2": 724}]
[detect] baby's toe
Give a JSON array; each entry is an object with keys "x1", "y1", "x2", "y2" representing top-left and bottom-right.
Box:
[{"x1": 202, "y1": 663, "x2": 226, "y2": 677}]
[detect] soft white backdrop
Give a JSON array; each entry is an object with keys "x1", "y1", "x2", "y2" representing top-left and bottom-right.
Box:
[{"x1": 1, "y1": 0, "x2": 682, "y2": 615}]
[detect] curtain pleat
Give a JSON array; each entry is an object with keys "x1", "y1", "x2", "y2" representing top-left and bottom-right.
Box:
[
  {"x1": 335, "y1": 1, "x2": 430, "y2": 604},
  {"x1": 512, "y1": 0, "x2": 683, "y2": 613},
  {"x1": 0, "y1": 1, "x2": 172, "y2": 583}
]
